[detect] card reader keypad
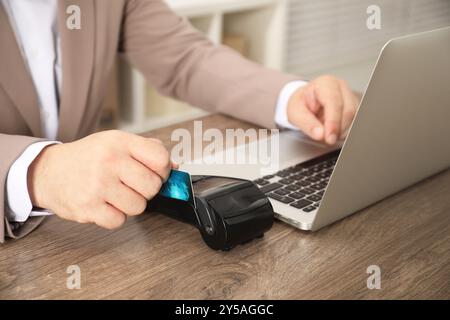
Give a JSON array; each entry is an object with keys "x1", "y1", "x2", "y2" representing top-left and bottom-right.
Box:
[{"x1": 254, "y1": 150, "x2": 339, "y2": 213}]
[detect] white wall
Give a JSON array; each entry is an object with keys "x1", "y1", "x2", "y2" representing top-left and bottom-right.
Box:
[{"x1": 285, "y1": 0, "x2": 450, "y2": 91}]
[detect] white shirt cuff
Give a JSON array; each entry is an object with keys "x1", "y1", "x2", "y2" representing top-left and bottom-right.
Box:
[
  {"x1": 274, "y1": 80, "x2": 308, "y2": 130},
  {"x1": 5, "y1": 141, "x2": 60, "y2": 222}
]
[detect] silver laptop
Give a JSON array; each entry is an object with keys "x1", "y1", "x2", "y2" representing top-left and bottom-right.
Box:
[{"x1": 182, "y1": 27, "x2": 450, "y2": 231}]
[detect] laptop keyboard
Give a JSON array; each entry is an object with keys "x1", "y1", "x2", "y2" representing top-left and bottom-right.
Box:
[{"x1": 254, "y1": 150, "x2": 340, "y2": 213}]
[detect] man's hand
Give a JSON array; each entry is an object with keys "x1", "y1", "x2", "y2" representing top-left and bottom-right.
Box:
[
  {"x1": 287, "y1": 75, "x2": 360, "y2": 145},
  {"x1": 28, "y1": 130, "x2": 173, "y2": 229}
]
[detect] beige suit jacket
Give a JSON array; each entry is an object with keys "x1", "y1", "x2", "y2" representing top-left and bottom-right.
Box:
[{"x1": 0, "y1": 0, "x2": 297, "y2": 243}]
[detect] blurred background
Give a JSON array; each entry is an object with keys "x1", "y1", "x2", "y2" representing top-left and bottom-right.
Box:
[{"x1": 98, "y1": 0, "x2": 450, "y2": 133}]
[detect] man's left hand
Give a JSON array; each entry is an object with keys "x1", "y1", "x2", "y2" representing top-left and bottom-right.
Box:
[{"x1": 287, "y1": 75, "x2": 360, "y2": 145}]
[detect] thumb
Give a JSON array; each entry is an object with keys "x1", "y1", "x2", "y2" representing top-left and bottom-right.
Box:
[{"x1": 171, "y1": 161, "x2": 179, "y2": 169}]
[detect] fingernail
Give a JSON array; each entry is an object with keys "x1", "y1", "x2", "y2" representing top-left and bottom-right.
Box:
[
  {"x1": 312, "y1": 127, "x2": 324, "y2": 140},
  {"x1": 327, "y1": 134, "x2": 337, "y2": 145}
]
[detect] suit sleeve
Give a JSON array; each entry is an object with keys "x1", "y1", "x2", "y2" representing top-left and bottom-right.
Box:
[
  {"x1": 0, "y1": 134, "x2": 46, "y2": 243},
  {"x1": 119, "y1": 0, "x2": 299, "y2": 129}
]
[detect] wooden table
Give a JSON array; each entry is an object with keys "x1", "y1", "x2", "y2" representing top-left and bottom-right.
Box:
[{"x1": 1, "y1": 114, "x2": 449, "y2": 299}]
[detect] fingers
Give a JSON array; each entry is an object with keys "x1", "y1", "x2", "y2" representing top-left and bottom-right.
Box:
[
  {"x1": 118, "y1": 158, "x2": 163, "y2": 200},
  {"x1": 93, "y1": 203, "x2": 127, "y2": 230},
  {"x1": 104, "y1": 180, "x2": 148, "y2": 216},
  {"x1": 304, "y1": 85, "x2": 320, "y2": 113},
  {"x1": 314, "y1": 78, "x2": 344, "y2": 145},
  {"x1": 128, "y1": 136, "x2": 172, "y2": 182},
  {"x1": 288, "y1": 98, "x2": 325, "y2": 141},
  {"x1": 338, "y1": 80, "x2": 359, "y2": 139}
]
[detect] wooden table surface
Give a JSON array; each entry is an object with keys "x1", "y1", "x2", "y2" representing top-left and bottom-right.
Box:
[{"x1": 1, "y1": 114, "x2": 449, "y2": 299}]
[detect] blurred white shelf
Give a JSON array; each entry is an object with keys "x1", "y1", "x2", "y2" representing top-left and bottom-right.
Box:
[{"x1": 167, "y1": 0, "x2": 278, "y2": 16}]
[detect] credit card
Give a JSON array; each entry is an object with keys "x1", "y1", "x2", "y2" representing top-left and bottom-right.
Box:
[{"x1": 158, "y1": 169, "x2": 195, "y2": 207}]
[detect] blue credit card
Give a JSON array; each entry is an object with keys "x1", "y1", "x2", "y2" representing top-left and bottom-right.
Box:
[{"x1": 158, "y1": 170, "x2": 195, "y2": 206}]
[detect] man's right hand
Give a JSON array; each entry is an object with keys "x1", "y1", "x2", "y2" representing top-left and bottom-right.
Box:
[{"x1": 28, "y1": 130, "x2": 173, "y2": 229}]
